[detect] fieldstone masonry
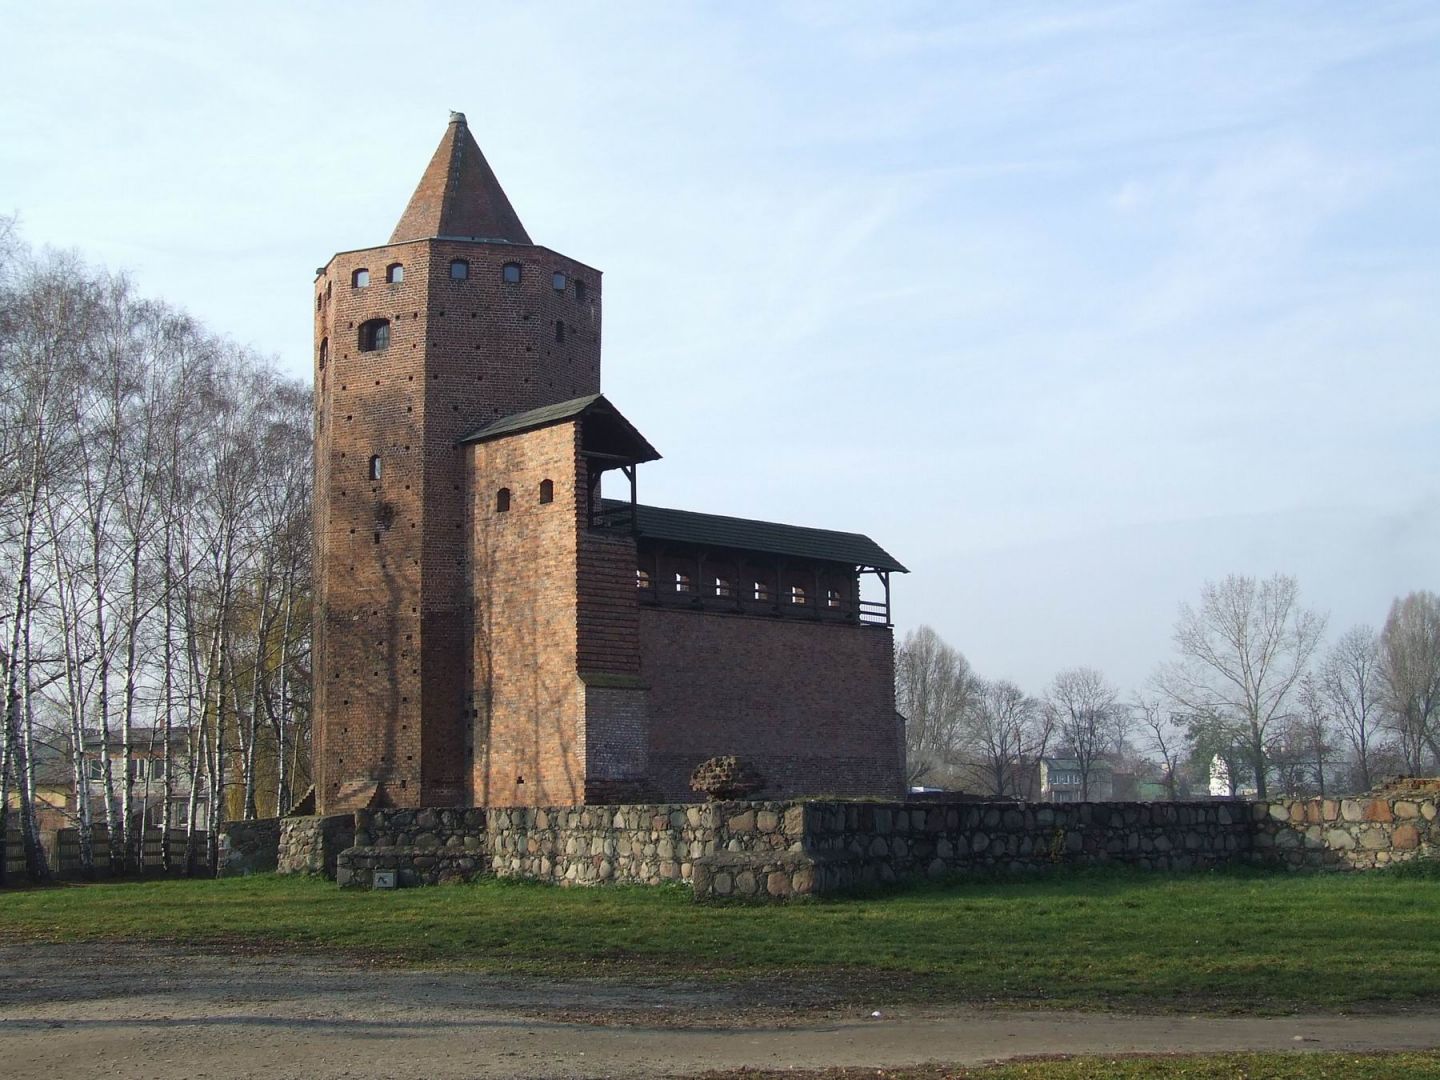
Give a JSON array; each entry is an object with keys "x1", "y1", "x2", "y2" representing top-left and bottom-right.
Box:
[
  {"x1": 336, "y1": 807, "x2": 487, "y2": 887},
  {"x1": 271, "y1": 793, "x2": 1440, "y2": 900},
  {"x1": 1253, "y1": 795, "x2": 1439, "y2": 869},
  {"x1": 277, "y1": 814, "x2": 354, "y2": 877},
  {"x1": 216, "y1": 818, "x2": 281, "y2": 877}
]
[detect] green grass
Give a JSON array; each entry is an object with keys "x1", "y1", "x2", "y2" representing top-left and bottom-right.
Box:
[
  {"x1": 698, "y1": 1053, "x2": 1440, "y2": 1079},
  {"x1": 3, "y1": 866, "x2": 1439, "y2": 1012}
]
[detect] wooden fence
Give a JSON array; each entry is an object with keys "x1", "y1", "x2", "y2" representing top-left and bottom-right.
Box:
[{"x1": 2, "y1": 825, "x2": 211, "y2": 882}]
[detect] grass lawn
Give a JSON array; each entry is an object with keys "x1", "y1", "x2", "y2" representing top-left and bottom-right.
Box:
[
  {"x1": 2, "y1": 865, "x2": 1438, "y2": 1012},
  {"x1": 697, "y1": 1053, "x2": 1440, "y2": 1078}
]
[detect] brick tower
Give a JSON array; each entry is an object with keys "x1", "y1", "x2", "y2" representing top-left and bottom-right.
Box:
[{"x1": 312, "y1": 113, "x2": 603, "y2": 814}]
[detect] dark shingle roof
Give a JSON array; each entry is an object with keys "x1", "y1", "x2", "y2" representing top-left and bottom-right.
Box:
[
  {"x1": 460, "y1": 393, "x2": 601, "y2": 443},
  {"x1": 459, "y1": 394, "x2": 660, "y2": 463},
  {"x1": 604, "y1": 499, "x2": 906, "y2": 572}
]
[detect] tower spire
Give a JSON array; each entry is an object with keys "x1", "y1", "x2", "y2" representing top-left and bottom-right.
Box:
[{"x1": 389, "y1": 112, "x2": 531, "y2": 245}]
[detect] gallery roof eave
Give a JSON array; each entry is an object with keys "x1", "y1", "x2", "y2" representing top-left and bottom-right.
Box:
[{"x1": 602, "y1": 499, "x2": 907, "y2": 573}]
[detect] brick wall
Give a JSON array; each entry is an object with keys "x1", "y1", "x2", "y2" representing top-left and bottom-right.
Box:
[
  {"x1": 313, "y1": 234, "x2": 602, "y2": 814},
  {"x1": 469, "y1": 422, "x2": 587, "y2": 806},
  {"x1": 639, "y1": 608, "x2": 903, "y2": 801}
]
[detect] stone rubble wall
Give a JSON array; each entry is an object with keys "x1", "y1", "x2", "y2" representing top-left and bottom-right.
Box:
[
  {"x1": 695, "y1": 796, "x2": 1440, "y2": 900},
  {"x1": 289, "y1": 793, "x2": 1440, "y2": 897},
  {"x1": 485, "y1": 802, "x2": 801, "y2": 886},
  {"x1": 277, "y1": 814, "x2": 354, "y2": 876},
  {"x1": 702, "y1": 799, "x2": 1255, "y2": 899},
  {"x1": 337, "y1": 807, "x2": 488, "y2": 887},
  {"x1": 1252, "y1": 797, "x2": 1439, "y2": 869},
  {"x1": 217, "y1": 818, "x2": 281, "y2": 876}
]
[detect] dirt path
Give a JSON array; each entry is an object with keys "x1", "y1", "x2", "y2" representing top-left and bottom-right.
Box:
[{"x1": 1, "y1": 945, "x2": 1437, "y2": 1079}]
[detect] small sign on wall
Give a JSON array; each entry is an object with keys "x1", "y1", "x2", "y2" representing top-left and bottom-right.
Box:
[{"x1": 373, "y1": 870, "x2": 397, "y2": 890}]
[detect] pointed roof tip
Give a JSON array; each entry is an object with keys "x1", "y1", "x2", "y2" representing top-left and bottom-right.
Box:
[{"x1": 389, "y1": 113, "x2": 531, "y2": 246}]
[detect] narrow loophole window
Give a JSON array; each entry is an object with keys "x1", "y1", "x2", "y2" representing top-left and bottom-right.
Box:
[
  {"x1": 368, "y1": 455, "x2": 381, "y2": 481},
  {"x1": 318, "y1": 338, "x2": 328, "y2": 369},
  {"x1": 554, "y1": 320, "x2": 565, "y2": 343},
  {"x1": 574, "y1": 279, "x2": 587, "y2": 303},
  {"x1": 496, "y1": 487, "x2": 511, "y2": 512},
  {"x1": 538, "y1": 479, "x2": 554, "y2": 504}
]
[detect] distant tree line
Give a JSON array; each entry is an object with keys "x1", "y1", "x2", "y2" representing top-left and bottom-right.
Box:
[
  {"x1": 0, "y1": 221, "x2": 312, "y2": 883},
  {"x1": 899, "y1": 575, "x2": 1440, "y2": 802}
]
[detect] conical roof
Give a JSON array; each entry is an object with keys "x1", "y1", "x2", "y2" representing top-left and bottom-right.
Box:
[{"x1": 389, "y1": 112, "x2": 531, "y2": 245}]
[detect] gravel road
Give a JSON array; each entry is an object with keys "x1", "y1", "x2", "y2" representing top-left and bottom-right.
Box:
[{"x1": 1, "y1": 944, "x2": 1436, "y2": 1078}]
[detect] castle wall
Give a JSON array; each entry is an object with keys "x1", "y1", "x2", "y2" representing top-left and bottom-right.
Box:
[
  {"x1": 328, "y1": 794, "x2": 1440, "y2": 894},
  {"x1": 638, "y1": 608, "x2": 903, "y2": 801},
  {"x1": 468, "y1": 422, "x2": 587, "y2": 807}
]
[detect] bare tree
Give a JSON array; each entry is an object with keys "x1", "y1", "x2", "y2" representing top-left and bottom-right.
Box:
[
  {"x1": 0, "y1": 226, "x2": 312, "y2": 877},
  {"x1": 1320, "y1": 625, "x2": 1384, "y2": 792},
  {"x1": 895, "y1": 626, "x2": 981, "y2": 786},
  {"x1": 1379, "y1": 591, "x2": 1440, "y2": 773},
  {"x1": 1046, "y1": 666, "x2": 1125, "y2": 800},
  {"x1": 1293, "y1": 674, "x2": 1338, "y2": 796},
  {"x1": 0, "y1": 251, "x2": 95, "y2": 882},
  {"x1": 1159, "y1": 574, "x2": 1326, "y2": 799},
  {"x1": 1132, "y1": 695, "x2": 1183, "y2": 798},
  {"x1": 965, "y1": 678, "x2": 1049, "y2": 797}
]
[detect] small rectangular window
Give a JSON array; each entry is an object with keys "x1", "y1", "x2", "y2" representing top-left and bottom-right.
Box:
[{"x1": 503, "y1": 262, "x2": 522, "y2": 284}]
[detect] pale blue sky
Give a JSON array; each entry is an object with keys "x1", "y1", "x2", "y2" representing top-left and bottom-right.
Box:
[{"x1": 4, "y1": 2, "x2": 1436, "y2": 694}]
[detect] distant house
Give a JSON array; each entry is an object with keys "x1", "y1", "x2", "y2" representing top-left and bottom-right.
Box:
[
  {"x1": 1039, "y1": 757, "x2": 1114, "y2": 802},
  {"x1": 9, "y1": 728, "x2": 208, "y2": 833},
  {"x1": 1208, "y1": 754, "x2": 1257, "y2": 798}
]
